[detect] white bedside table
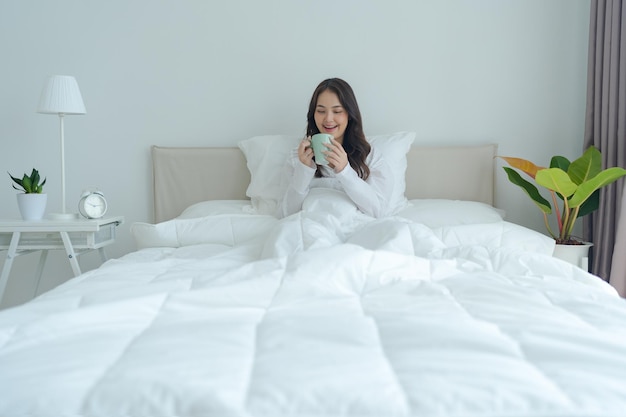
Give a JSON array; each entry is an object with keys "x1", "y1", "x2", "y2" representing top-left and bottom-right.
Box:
[{"x1": 0, "y1": 216, "x2": 124, "y2": 302}]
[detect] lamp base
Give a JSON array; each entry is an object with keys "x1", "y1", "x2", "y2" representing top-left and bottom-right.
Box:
[{"x1": 48, "y1": 212, "x2": 80, "y2": 220}]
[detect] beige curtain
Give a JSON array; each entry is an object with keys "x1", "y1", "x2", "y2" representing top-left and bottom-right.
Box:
[{"x1": 583, "y1": 0, "x2": 626, "y2": 295}]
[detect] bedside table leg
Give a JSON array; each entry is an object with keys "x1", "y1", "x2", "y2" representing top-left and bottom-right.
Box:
[
  {"x1": 0, "y1": 232, "x2": 21, "y2": 303},
  {"x1": 33, "y1": 250, "x2": 49, "y2": 296},
  {"x1": 59, "y1": 231, "x2": 82, "y2": 277},
  {"x1": 98, "y1": 247, "x2": 108, "y2": 263}
]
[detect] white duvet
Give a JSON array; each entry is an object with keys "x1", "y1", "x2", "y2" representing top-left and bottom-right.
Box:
[{"x1": 1, "y1": 191, "x2": 625, "y2": 417}]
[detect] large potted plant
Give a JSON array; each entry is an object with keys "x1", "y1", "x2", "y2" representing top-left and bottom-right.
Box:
[
  {"x1": 499, "y1": 146, "x2": 626, "y2": 267},
  {"x1": 9, "y1": 168, "x2": 48, "y2": 220}
]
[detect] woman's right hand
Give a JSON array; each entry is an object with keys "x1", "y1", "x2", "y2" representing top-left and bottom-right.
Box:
[{"x1": 298, "y1": 136, "x2": 315, "y2": 168}]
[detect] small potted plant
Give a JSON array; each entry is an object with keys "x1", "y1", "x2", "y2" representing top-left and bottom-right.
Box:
[
  {"x1": 8, "y1": 168, "x2": 48, "y2": 220},
  {"x1": 499, "y1": 146, "x2": 626, "y2": 267}
]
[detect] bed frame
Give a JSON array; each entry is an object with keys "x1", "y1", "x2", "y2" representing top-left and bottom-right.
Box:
[{"x1": 152, "y1": 144, "x2": 498, "y2": 223}]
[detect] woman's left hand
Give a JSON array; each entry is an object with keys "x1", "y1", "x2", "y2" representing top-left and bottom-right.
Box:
[{"x1": 324, "y1": 138, "x2": 348, "y2": 172}]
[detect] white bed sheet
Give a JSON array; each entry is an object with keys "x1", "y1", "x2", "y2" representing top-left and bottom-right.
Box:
[{"x1": 1, "y1": 192, "x2": 625, "y2": 416}]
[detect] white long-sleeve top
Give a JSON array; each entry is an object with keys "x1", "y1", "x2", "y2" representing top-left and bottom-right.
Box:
[{"x1": 277, "y1": 146, "x2": 395, "y2": 218}]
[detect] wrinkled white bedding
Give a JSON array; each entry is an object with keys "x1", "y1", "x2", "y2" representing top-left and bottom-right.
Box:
[{"x1": 1, "y1": 191, "x2": 625, "y2": 417}]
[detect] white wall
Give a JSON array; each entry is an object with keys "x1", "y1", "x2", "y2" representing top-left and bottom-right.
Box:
[{"x1": 0, "y1": 0, "x2": 591, "y2": 308}]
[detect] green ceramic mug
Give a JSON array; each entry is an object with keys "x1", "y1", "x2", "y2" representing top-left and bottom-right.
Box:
[{"x1": 311, "y1": 133, "x2": 332, "y2": 166}]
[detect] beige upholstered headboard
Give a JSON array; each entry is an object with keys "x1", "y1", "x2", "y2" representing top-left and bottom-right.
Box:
[{"x1": 152, "y1": 144, "x2": 497, "y2": 223}]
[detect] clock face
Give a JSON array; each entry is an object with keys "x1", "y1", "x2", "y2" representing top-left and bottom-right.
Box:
[{"x1": 80, "y1": 193, "x2": 107, "y2": 218}]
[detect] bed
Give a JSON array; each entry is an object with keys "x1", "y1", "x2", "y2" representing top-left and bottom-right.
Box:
[{"x1": 1, "y1": 132, "x2": 626, "y2": 417}]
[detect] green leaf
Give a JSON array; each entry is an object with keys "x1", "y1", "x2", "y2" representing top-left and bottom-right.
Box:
[
  {"x1": 22, "y1": 176, "x2": 33, "y2": 193},
  {"x1": 9, "y1": 174, "x2": 23, "y2": 187},
  {"x1": 549, "y1": 155, "x2": 570, "y2": 171},
  {"x1": 569, "y1": 167, "x2": 626, "y2": 208},
  {"x1": 503, "y1": 167, "x2": 552, "y2": 213},
  {"x1": 568, "y1": 146, "x2": 601, "y2": 185},
  {"x1": 535, "y1": 168, "x2": 578, "y2": 198},
  {"x1": 31, "y1": 169, "x2": 40, "y2": 187},
  {"x1": 577, "y1": 189, "x2": 599, "y2": 217}
]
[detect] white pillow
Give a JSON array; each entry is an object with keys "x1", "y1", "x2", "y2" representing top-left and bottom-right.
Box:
[
  {"x1": 238, "y1": 132, "x2": 416, "y2": 216},
  {"x1": 238, "y1": 135, "x2": 298, "y2": 215},
  {"x1": 368, "y1": 131, "x2": 415, "y2": 214},
  {"x1": 178, "y1": 200, "x2": 254, "y2": 219},
  {"x1": 396, "y1": 199, "x2": 505, "y2": 228}
]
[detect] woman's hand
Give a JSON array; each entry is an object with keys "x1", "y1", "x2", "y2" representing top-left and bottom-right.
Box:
[
  {"x1": 298, "y1": 136, "x2": 315, "y2": 168},
  {"x1": 324, "y1": 137, "x2": 348, "y2": 172}
]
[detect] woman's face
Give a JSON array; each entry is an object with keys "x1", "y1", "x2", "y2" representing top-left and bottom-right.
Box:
[{"x1": 314, "y1": 90, "x2": 348, "y2": 143}]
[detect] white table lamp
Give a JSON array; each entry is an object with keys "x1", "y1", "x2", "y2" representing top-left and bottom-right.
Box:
[{"x1": 37, "y1": 75, "x2": 86, "y2": 220}]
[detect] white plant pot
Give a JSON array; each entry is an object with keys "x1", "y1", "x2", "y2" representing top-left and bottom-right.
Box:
[
  {"x1": 17, "y1": 193, "x2": 47, "y2": 220},
  {"x1": 553, "y1": 242, "x2": 593, "y2": 271}
]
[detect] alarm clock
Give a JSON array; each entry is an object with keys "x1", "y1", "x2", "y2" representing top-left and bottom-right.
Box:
[{"x1": 78, "y1": 190, "x2": 108, "y2": 219}]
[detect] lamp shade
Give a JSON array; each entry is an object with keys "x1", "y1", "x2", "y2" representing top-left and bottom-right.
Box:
[{"x1": 37, "y1": 75, "x2": 86, "y2": 115}]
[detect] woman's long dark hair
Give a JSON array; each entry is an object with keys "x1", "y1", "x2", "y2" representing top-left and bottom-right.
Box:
[{"x1": 306, "y1": 78, "x2": 371, "y2": 180}]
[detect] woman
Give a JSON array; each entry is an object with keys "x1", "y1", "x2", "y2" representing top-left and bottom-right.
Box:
[{"x1": 278, "y1": 78, "x2": 395, "y2": 218}]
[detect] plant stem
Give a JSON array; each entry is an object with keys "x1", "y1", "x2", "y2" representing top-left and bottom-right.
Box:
[
  {"x1": 560, "y1": 199, "x2": 572, "y2": 240},
  {"x1": 565, "y1": 206, "x2": 580, "y2": 240},
  {"x1": 543, "y1": 213, "x2": 557, "y2": 239},
  {"x1": 550, "y1": 190, "x2": 562, "y2": 231}
]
